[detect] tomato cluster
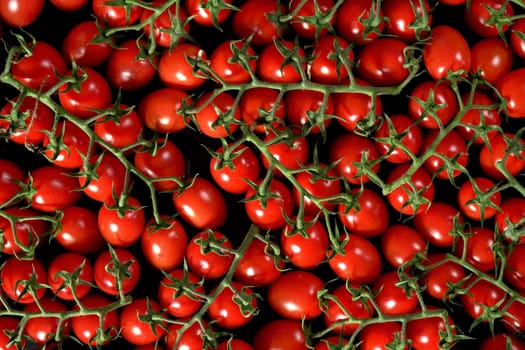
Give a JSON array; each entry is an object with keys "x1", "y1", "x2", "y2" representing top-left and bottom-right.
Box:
[{"x1": 0, "y1": 0, "x2": 524, "y2": 349}]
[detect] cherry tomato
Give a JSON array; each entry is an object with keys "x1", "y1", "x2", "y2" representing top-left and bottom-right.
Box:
[
  {"x1": 464, "y1": 0, "x2": 513, "y2": 37},
  {"x1": 139, "y1": 88, "x2": 191, "y2": 133},
  {"x1": 510, "y1": 19, "x2": 525, "y2": 59},
  {"x1": 314, "y1": 337, "x2": 348, "y2": 350},
  {"x1": 0, "y1": 0, "x2": 44, "y2": 27},
  {"x1": 496, "y1": 68, "x2": 525, "y2": 118},
  {"x1": 454, "y1": 227, "x2": 496, "y2": 272},
  {"x1": 335, "y1": 0, "x2": 384, "y2": 44},
  {"x1": 141, "y1": 216, "x2": 188, "y2": 271},
  {"x1": 140, "y1": 0, "x2": 190, "y2": 48},
  {"x1": 479, "y1": 333, "x2": 525, "y2": 350},
  {"x1": 98, "y1": 196, "x2": 146, "y2": 247},
  {"x1": 253, "y1": 319, "x2": 308, "y2": 350},
  {"x1": 54, "y1": 206, "x2": 106, "y2": 254},
  {"x1": 194, "y1": 91, "x2": 241, "y2": 138},
  {"x1": 373, "y1": 271, "x2": 418, "y2": 315},
  {"x1": 479, "y1": 133, "x2": 525, "y2": 180},
  {"x1": 164, "y1": 321, "x2": 210, "y2": 350},
  {"x1": 50, "y1": 0, "x2": 88, "y2": 11},
  {"x1": 414, "y1": 202, "x2": 463, "y2": 248},
  {"x1": 0, "y1": 159, "x2": 24, "y2": 207},
  {"x1": 420, "y1": 129, "x2": 469, "y2": 180},
  {"x1": 208, "y1": 281, "x2": 257, "y2": 328},
  {"x1": 257, "y1": 40, "x2": 306, "y2": 83},
  {"x1": 0, "y1": 317, "x2": 24, "y2": 350},
  {"x1": 457, "y1": 177, "x2": 501, "y2": 221},
  {"x1": 0, "y1": 207, "x2": 49, "y2": 255},
  {"x1": 48, "y1": 252, "x2": 93, "y2": 300},
  {"x1": 234, "y1": 237, "x2": 283, "y2": 287},
  {"x1": 173, "y1": 177, "x2": 227, "y2": 229},
  {"x1": 423, "y1": 253, "x2": 466, "y2": 300},
  {"x1": 288, "y1": 0, "x2": 334, "y2": 39},
  {"x1": 281, "y1": 218, "x2": 329, "y2": 269},
  {"x1": 232, "y1": 0, "x2": 286, "y2": 46},
  {"x1": 210, "y1": 40, "x2": 256, "y2": 84},
  {"x1": 92, "y1": 0, "x2": 143, "y2": 27},
  {"x1": 185, "y1": 0, "x2": 232, "y2": 27},
  {"x1": 78, "y1": 153, "x2": 128, "y2": 203},
  {"x1": 328, "y1": 233, "x2": 382, "y2": 284},
  {"x1": 217, "y1": 339, "x2": 254, "y2": 350},
  {"x1": 504, "y1": 244, "x2": 525, "y2": 289},
  {"x1": 1, "y1": 256, "x2": 46, "y2": 304},
  {"x1": 457, "y1": 90, "x2": 501, "y2": 144},
  {"x1": 502, "y1": 290, "x2": 525, "y2": 333},
  {"x1": 62, "y1": 21, "x2": 114, "y2": 67},
  {"x1": 381, "y1": 224, "x2": 427, "y2": 268},
  {"x1": 43, "y1": 120, "x2": 93, "y2": 169},
  {"x1": 386, "y1": 164, "x2": 435, "y2": 215},
  {"x1": 470, "y1": 37, "x2": 513, "y2": 84},
  {"x1": 359, "y1": 322, "x2": 407, "y2": 350},
  {"x1": 159, "y1": 43, "x2": 208, "y2": 90},
  {"x1": 495, "y1": 197, "x2": 525, "y2": 244},
  {"x1": 185, "y1": 230, "x2": 234, "y2": 279},
  {"x1": 309, "y1": 35, "x2": 352, "y2": 85},
  {"x1": 406, "y1": 309, "x2": 456, "y2": 350},
  {"x1": 94, "y1": 104, "x2": 144, "y2": 151},
  {"x1": 285, "y1": 90, "x2": 333, "y2": 133},
  {"x1": 423, "y1": 25, "x2": 471, "y2": 80},
  {"x1": 23, "y1": 296, "x2": 69, "y2": 345},
  {"x1": 460, "y1": 277, "x2": 506, "y2": 320},
  {"x1": 240, "y1": 88, "x2": 285, "y2": 133},
  {"x1": 119, "y1": 298, "x2": 166, "y2": 346},
  {"x1": 260, "y1": 127, "x2": 309, "y2": 176},
  {"x1": 374, "y1": 113, "x2": 422, "y2": 164},
  {"x1": 408, "y1": 80, "x2": 458, "y2": 129},
  {"x1": 382, "y1": 0, "x2": 432, "y2": 42},
  {"x1": 158, "y1": 269, "x2": 204, "y2": 318},
  {"x1": 93, "y1": 248, "x2": 141, "y2": 296}
]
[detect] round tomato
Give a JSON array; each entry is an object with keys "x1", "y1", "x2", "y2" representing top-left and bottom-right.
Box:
[
  {"x1": 386, "y1": 164, "x2": 435, "y2": 215},
  {"x1": 406, "y1": 309, "x2": 456, "y2": 350},
  {"x1": 335, "y1": 0, "x2": 384, "y2": 44},
  {"x1": 208, "y1": 281, "x2": 257, "y2": 328},
  {"x1": 0, "y1": 0, "x2": 43, "y2": 26},
  {"x1": 479, "y1": 133, "x2": 525, "y2": 179},
  {"x1": 185, "y1": 0, "x2": 232, "y2": 27},
  {"x1": 496, "y1": 68, "x2": 525, "y2": 118},
  {"x1": 159, "y1": 43, "x2": 208, "y2": 90},
  {"x1": 54, "y1": 206, "x2": 106, "y2": 254},
  {"x1": 257, "y1": 40, "x2": 306, "y2": 83},
  {"x1": 94, "y1": 104, "x2": 144, "y2": 151},
  {"x1": 98, "y1": 196, "x2": 146, "y2": 247},
  {"x1": 185, "y1": 230, "x2": 234, "y2": 279},
  {"x1": 359, "y1": 322, "x2": 407, "y2": 350},
  {"x1": 494, "y1": 197, "x2": 525, "y2": 244},
  {"x1": 420, "y1": 129, "x2": 469, "y2": 180},
  {"x1": 23, "y1": 296, "x2": 69, "y2": 345},
  {"x1": 164, "y1": 321, "x2": 210, "y2": 350},
  {"x1": 510, "y1": 19, "x2": 525, "y2": 59},
  {"x1": 464, "y1": 0, "x2": 513, "y2": 37},
  {"x1": 0, "y1": 159, "x2": 24, "y2": 207},
  {"x1": 457, "y1": 90, "x2": 501, "y2": 144},
  {"x1": 231, "y1": 0, "x2": 286, "y2": 46},
  {"x1": 78, "y1": 153, "x2": 128, "y2": 203},
  {"x1": 50, "y1": 0, "x2": 87, "y2": 11},
  {"x1": 119, "y1": 298, "x2": 166, "y2": 346},
  {"x1": 158, "y1": 269, "x2": 204, "y2": 318},
  {"x1": 414, "y1": 202, "x2": 463, "y2": 248},
  {"x1": 470, "y1": 37, "x2": 513, "y2": 84},
  {"x1": 194, "y1": 91, "x2": 241, "y2": 138},
  {"x1": 288, "y1": 0, "x2": 334, "y2": 39},
  {"x1": 240, "y1": 88, "x2": 285, "y2": 133},
  {"x1": 260, "y1": 127, "x2": 308, "y2": 176},
  {"x1": 0, "y1": 317, "x2": 24, "y2": 350},
  {"x1": 0, "y1": 207, "x2": 48, "y2": 255},
  {"x1": 374, "y1": 113, "x2": 422, "y2": 164},
  {"x1": 504, "y1": 244, "x2": 525, "y2": 289},
  {"x1": 48, "y1": 252, "x2": 93, "y2": 300},
  {"x1": 373, "y1": 271, "x2": 418, "y2": 316},
  {"x1": 408, "y1": 80, "x2": 458, "y2": 129},
  {"x1": 234, "y1": 237, "x2": 283, "y2": 287},
  {"x1": 285, "y1": 90, "x2": 333, "y2": 133},
  {"x1": 382, "y1": 0, "x2": 432, "y2": 42},
  {"x1": 1, "y1": 256, "x2": 46, "y2": 304},
  {"x1": 138, "y1": 88, "x2": 191, "y2": 133},
  {"x1": 62, "y1": 21, "x2": 114, "y2": 67},
  {"x1": 210, "y1": 144, "x2": 260, "y2": 194},
  {"x1": 43, "y1": 120, "x2": 93, "y2": 169},
  {"x1": 92, "y1": 0, "x2": 142, "y2": 27},
  {"x1": 93, "y1": 248, "x2": 141, "y2": 296},
  {"x1": 381, "y1": 224, "x2": 427, "y2": 268},
  {"x1": 479, "y1": 333, "x2": 525, "y2": 350},
  {"x1": 253, "y1": 319, "x2": 308, "y2": 350},
  {"x1": 454, "y1": 227, "x2": 495, "y2": 272},
  {"x1": 140, "y1": 0, "x2": 190, "y2": 48},
  {"x1": 210, "y1": 40, "x2": 256, "y2": 84},
  {"x1": 281, "y1": 218, "x2": 329, "y2": 269},
  {"x1": 502, "y1": 291, "x2": 525, "y2": 333},
  {"x1": 457, "y1": 177, "x2": 501, "y2": 221},
  {"x1": 423, "y1": 253, "x2": 466, "y2": 300},
  {"x1": 460, "y1": 277, "x2": 506, "y2": 320},
  {"x1": 309, "y1": 35, "x2": 352, "y2": 85}
]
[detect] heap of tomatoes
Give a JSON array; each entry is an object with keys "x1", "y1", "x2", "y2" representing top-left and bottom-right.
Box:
[{"x1": 0, "y1": 0, "x2": 524, "y2": 349}]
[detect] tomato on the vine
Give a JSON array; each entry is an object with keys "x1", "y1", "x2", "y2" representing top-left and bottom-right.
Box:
[
  {"x1": 78, "y1": 153, "x2": 128, "y2": 203},
  {"x1": 0, "y1": 159, "x2": 24, "y2": 207},
  {"x1": 94, "y1": 104, "x2": 144, "y2": 151},
  {"x1": 460, "y1": 277, "x2": 506, "y2": 320},
  {"x1": 194, "y1": 91, "x2": 241, "y2": 138},
  {"x1": 234, "y1": 237, "x2": 283, "y2": 287},
  {"x1": 240, "y1": 88, "x2": 285, "y2": 133},
  {"x1": 119, "y1": 298, "x2": 166, "y2": 346},
  {"x1": 159, "y1": 43, "x2": 208, "y2": 90},
  {"x1": 158, "y1": 269, "x2": 204, "y2": 318},
  {"x1": 92, "y1": 0, "x2": 143, "y2": 27},
  {"x1": 386, "y1": 164, "x2": 435, "y2": 215},
  {"x1": 54, "y1": 206, "x2": 106, "y2": 254},
  {"x1": 479, "y1": 133, "x2": 525, "y2": 180},
  {"x1": 140, "y1": 0, "x2": 190, "y2": 48},
  {"x1": 510, "y1": 19, "x2": 525, "y2": 59},
  {"x1": 454, "y1": 227, "x2": 496, "y2": 272},
  {"x1": 359, "y1": 322, "x2": 407, "y2": 350},
  {"x1": 281, "y1": 218, "x2": 329, "y2": 269},
  {"x1": 464, "y1": 0, "x2": 514, "y2": 37},
  {"x1": 373, "y1": 271, "x2": 418, "y2": 316},
  {"x1": 0, "y1": 0, "x2": 44, "y2": 27},
  {"x1": 208, "y1": 281, "x2": 257, "y2": 328},
  {"x1": 381, "y1": 224, "x2": 427, "y2": 268},
  {"x1": 23, "y1": 296, "x2": 69, "y2": 345},
  {"x1": 288, "y1": 0, "x2": 334, "y2": 39},
  {"x1": 98, "y1": 196, "x2": 146, "y2": 247},
  {"x1": 374, "y1": 114, "x2": 423, "y2": 164},
  {"x1": 457, "y1": 177, "x2": 501, "y2": 221},
  {"x1": 335, "y1": 0, "x2": 384, "y2": 44},
  {"x1": 257, "y1": 40, "x2": 306, "y2": 83},
  {"x1": 420, "y1": 129, "x2": 469, "y2": 180},
  {"x1": 496, "y1": 68, "x2": 525, "y2": 118},
  {"x1": 470, "y1": 37, "x2": 513, "y2": 84},
  {"x1": 0, "y1": 317, "x2": 24, "y2": 350},
  {"x1": 494, "y1": 197, "x2": 525, "y2": 244},
  {"x1": 231, "y1": 0, "x2": 286, "y2": 46},
  {"x1": 48, "y1": 252, "x2": 93, "y2": 300},
  {"x1": 504, "y1": 244, "x2": 525, "y2": 289},
  {"x1": 210, "y1": 40, "x2": 256, "y2": 84},
  {"x1": 1, "y1": 257, "x2": 47, "y2": 304},
  {"x1": 43, "y1": 120, "x2": 94, "y2": 169},
  {"x1": 406, "y1": 309, "x2": 456, "y2": 350},
  {"x1": 457, "y1": 90, "x2": 501, "y2": 144},
  {"x1": 138, "y1": 88, "x2": 191, "y2": 133},
  {"x1": 414, "y1": 202, "x2": 463, "y2": 248},
  {"x1": 0, "y1": 207, "x2": 49, "y2": 255},
  {"x1": 93, "y1": 248, "x2": 141, "y2": 296},
  {"x1": 285, "y1": 90, "x2": 333, "y2": 133},
  {"x1": 309, "y1": 35, "x2": 352, "y2": 85},
  {"x1": 185, "y1": 0, "x2": 232, "y2": 27},
  {"x1": 185, "y1": 230, "x2": 234, "y2": 279},
  {"x1": 253, "y1": 319, "x2": 308, "y2": 350},
  {"x1": 62, "y1": 21, "x2": 114, "y2": 67},
  {"x1": 382, "y1": 0, "x2": 432, "y2": 42},
  {"x1": 408, "y1": 80, "x2": 458, "y2": 129},
  {"x1": 260, "y1": 127, "x2": 309, "y2": 176},
  {"x1": 423, "y1": 253, "x2": 466, "y2": 300}
]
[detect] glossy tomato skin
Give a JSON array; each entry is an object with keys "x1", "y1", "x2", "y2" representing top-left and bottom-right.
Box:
[
  {"x1": 502, "y1": 290, "x2": 525, "y2": 333},
  {"x1": 328, "y1": 234, "x2": 382, "y2": 284},
  {"x1": 406, "y1": 310, "x2": 456, "y2": 350},
  {"x1": 0, "y1": 159, "x2": 24, "y2": 207},
  {"x1": 141, "y1": 216, "x2": 187, "y2": 271},
  {"x1": 173, "y1": 177, "x2": 227, "y2": 229},
  {"x1": 457, "y1": 90, "x2": 501, "y2": 144},
  {"x1": 381, "y1": 224, "x2": 427, "y2": 268},
  {"x1": 335, "y1": 0, "x2": 384, "y2": 44},
  {"x1": 232, "y1": 0, "x2": 286, "y2": 46},
  {"x1": 257, "y1": 40, "x2": 306, "y2": 83},
  {"x1": 260, "y1": 128, "x2": 308, "y2": 176},
  {"x1": 23, "y1": 296, "x2": 69, "y2": 345},
  {"x1": 43, "y1": 120, "x2": 93, "y2": 169},
  {"x1": 479, "y1": 133, "x2": 525, "y2": 179},
  {"x1": 470, "y1": 37, "x2": 513, "y2": 84},
  {"x1": 94, "y1": 104, "x2": 144, "y2": 151},
  {"x1": 386, "y1": 164, "x2": 435, "y2": 215},
  {"x1": 288, "y1": 0, "x2": 334, "y2": 39},
  {"x1": 92, "y1": 0, "x2": 143, "y2": 27},
  {"x1": 194, "y1": 92, "x2": 241, "y2": 138},
  {"x1": 78, "y1": 153, "x2": 128, "y2": 203},
  {"x1": 423, "y1": 25, "x2": 471, "y2": 80},
  {"x1": 510, "y1": 19, "x2": 525, "y2": 59},
  {"x1": 464, "y1": 0, "x2": 513, "y2": 37},
  {"x1": 285, "y1": 90, "x2": 333, "y2": 133},
  {"x1": 210, "y1": 40, "x2": 256, "y2": 84},
  {"x1": 138, "y1": 88, "x2": 190, "y2": 133},
  {"x1": 461, "y1": 277, "x2": 506, "y2": 320},
  {"x1": 479, "y1": 333, "x2": 525, "y2": 350},
  {"x1": 140, "y1": 0, "x2": 190, "y2": 48},
  {"x1": 185, "y1": 230, "x2": 234, "y2": 279},
  {"x1": 359, "y1": 322, "x2": 407, "y2": 350},
  {"x1": 382, "y1": 0, "x2": 432, "y2": 42},
  {"x1": 281, "y1": 218, "x2": 329, "y2": 269},
  {"x1": 208, "y1": 281, "x2": 257, "y2": 328},
  {"x1": 0, "y1": 316, "x2": 24, "y2": 350},
  {"x1": 408, "y1": 80, "x2": 457, "y2": 129},
  {"x1": 414, "y1": 202, "x2": 463, "y2": 248},
  {"x1": 457, "y1": 177, "x2": 500, "y2": 221},
  {"x1": 504, "y1": 244, "x2": 525, "y2": 289},
  {"x1": 62, "y1": 21, "x2": 114, "y2": 67},
  {"x1": 234, "y1": 237, "x2": 282, "y2": 287},
  {"x1": 185, "y1": 0, "x2": 232, "y2": 27},
  {"x1": 1, "y1": 257, "x2": 46, "y2": 304},
  {"x1": 420, "y1": 129, "x2": 468, "y2": 180},
  {"x1": 253, "y1": 319, "x2": 308, "y2": 350},
  {"x1": 158, "y1": 269, "x2": 204, "y2": 318},
  {"x1": 374, "y1": 114, "x2": 422, "y2": 164},
  {"x1": 93, "y1": 248, "x2": 141, "y2": 296},
  {"x1": 373, "y1": 271, "x2": 418, "y2": 316},
  {"x1": 48, "y1": 252, "x2": 93, "y2": 300},
  {"x1": 159, "y1": 43, "x2": 208, "y2": 90},
  {"x1": 0, "y1": 207, "x2": 49, "y2": 255},
  {"x1": 496, "y1": 68, "x2": 525, "y2": 118},
  {"x1": 454, "y1": 227, "x2": 495, "y2": 272},
  {"x1": 309, "y1": 35, "x2": 352, "y2": 84},
  {"x1": 54, "y1": 206, "x2": 106, "y2": 254},
  {"x1": 50, "y1": 0, "x2": 88, "y2": 11},
  {"x1": 240, "y1": 88, "x2": 285, "y2": 133},
  {"x1": 314, "y1": 337, "x2": 348, "y2": 350},
  {"x1": 423, "y1": 253, "x2": 466, "y2": 300},
  {"x1": 119, "y1": 298, "x2": 166, "y2": 346},
  {"x1": 0, "y1": 0, "x2": 44, "y2": 27},
  {"x1": 98, "y1": 196, "x2": 146, "y2": 247},
  {"x1": 164, "y1": 322, "x2": 210, "y2": 350},
  {"x1": 494, "y1": 197, "x2": 525, "y2": 244}
]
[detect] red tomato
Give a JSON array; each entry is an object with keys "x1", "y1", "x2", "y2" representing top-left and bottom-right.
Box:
[
  {"x1": 48, "y1": 252, "x2": 93, "y2": 300},
  {"x1": 234, "y1": 237, "x2": 283, "y2": 287},
  {"x1": 335, "y1": 0, "x2": 384, "y2": 44},
  {"x1": 159, "y1": 43, "x2": 208, "y2": 90},
  {"x1": 140, "y1": 0, "x2": 190, "y2": 48},
  {"x1": 141, "y1": 216, "x2": 188, "y2": 271},
  {"x1": 386, "y1": 164, "x2": 435, "y2": 215},
  {"x1": 210, "y1": 40, "x2": 256, "y2": 84},
  {"x1": 414, "y1": 202, "x2": 463, "y2": 248},
  {"x1": 194, "y1": 91, "x2": 241, "y2": 138},
  {"x1": 423, "y1": 253, "x2": 466, "y2": 300},
  {"x1": 457, "y1": 90, "x2": 501, "y2": 144},
  {"x1": 420, "y1": 129, "x2": 468, "y2": 180},
  {"x1": 357, "y1": 38, "x2": 410, "y2": 86},
  {"x1": 0, "y1": 96, "x2": 54, "y2": 146},
  {"x1": 502, "y1": 291, "x2": 525, "y2": 333},
  {"x1": 457, "y1": 177, "x2": 501, "y2": 221},
  {"x1": 314, "y1": 337, "x2": 348, "y2": 350},
  {"x1": 54, "y1": 206, "x2": 105, "y2": 254},
  {"x1": 106, "y1": 39, "x2": 157, "y2": 90},
  {"x1": 496, "y1": 68, "x2": 525, "y2": 118},
  {"x1": 78, "y1": 153, "x2": 128, "y2": 203},
  {"x1": 479, "y1": 133, "x2": 525, "y2": 179},
  {"x1": 119, "y1": 298, "x2": 166, "y2": 346},
  {"x1": 27, "y1": 165, "x2": 82, "y2": 212},
  {"x1": 244, "y1": 178, "x2": 295, "y2": 230},
  {"x1": 92, "y1": 0, "x2": 142, "y2": 27},
  {"x1": 359, "y1": 322, "x2": 407, "y2": 350},
  {"x1": 479, "y1": 333, "x2": 525, "y2": 350},
  {"x1": 210, "y1": 144, "x2": 261, "y2": 194},
  {"x1": 185, "y1": 230, "x2": 234, "y2": 279},
  {"x1": 285, "y1": 90, "x2": 333, "y2": 133},
  {"x1": 58, "y1": 67, "x2": 112, "y2": 119},
  {"x1": 253, "y1": 319, "x2": 308, "y2": 350},
  {"x1": 382, "y1": 0, "x2": 432, "y2": 42},
  {"x1": 504, "y1": 244, "x2": 525, "y2": 289},
  {"x1": 464, "y1": 0, "x2": 513, "y2": 37},
  {"x1": 98, "y1": 196, "x2": 146, "y2": 247},
  {"x1": 328, "y1": 233, "x2": 382, "y2": 284},
  {"x1": 333, "y1": 79, "x2": 383, "y2": 132},
  {"x1": 71, "y1": 293, "x2": 118, "y2": 346},
  {"x1": 281, "y1": 218, "x2": 329, "y2": 269},
  {"x1": 173, "y1": 177, "x2": 227, "y2": 229},
  {"x1": 164, "y1": 321, "x2": 210, "y2": 350},
  {"x1": 454, "y1": 227, "x2": 495, "y2": 272},
  {"x1": 62, "y1": 21, "x2": 114, "y2": 67},
  {"x1": 408, "y1": 80, "x2": 458, "y2": 129},
  {"x1": 470, "y1": 37, "x2": 513, "y2": 84},
  {"x1": 381, "y1": 224, "x2": 427, "y2": 268},
  {"x1": 94, "y1": 104, "x2": 144, "y2": 151},
  {"x1": 0, "y1": 159, "x2": 24, "y2": 207},
  {"x1": 257, "y1": 40, "x2": 306, "y2": 83},
  {"x1": 329, "y1": 132, "x2": 380, "y2": 185},
  {"x1": 50, "y1": 0, "x2": 87, "y2": 11},
  {"x1": 406, "y1": 310, "x2": 456, "y2": 350},
  {"x1": 374, "y1": 114, "x2": 422, "y2": 164},
  {"x1": 43, "y1": 120, "x2": 93, "y2": 169},
  {"x1": 260, "y1": 128, "x2": 308, "y2": 176},
  {"x1": 323, "y1": 283, "x2": 374, "y2": 335},
  {"x1": 0, "y1": 207, "x2": 49, "y2": 255},
  {"x1": 0, "y1": 317, "x2": 24, "y2": 350},
  {"x1": 510, "y1": 19, "x2": 525, "y2": 59},
  {"x1": 495, "y1": 197, "x2": 525, "y2": 244},
  {"x1": 423, "y1": 25, "x2": 471, "y2": 80},
  {"x1": 217, "y1": 339, "x2": 254, "y2": 350},
  {"x1": 1, "y1": 256, "x2": 46, "y2": 304},
  {"x1": 134, "y1": 138, "x2": 186, "y2": 192},
  {"x1": 288, "y1": 0, "x2": 334, "y2": 39},
  {"x1": 11, "y1": 41, "x2": 68, "y2": 92},
  {"x1": 338, "y1": 188, "x2": 389, "y2": 238},
  {"x1": 0, "y1": 0, "x2": 43, "y2": 27},
  {"x1": 460, "y1": 277, "x2": 506, "y2": 320},
  {"x1": 373, "y1": 271, "x2": 418, "y2": 316},
  {"x1": 93, "y1": 248, "x2": 141, "y2": 296},
  {"x1": 232, "y1": 0, "x2": 286, "y2": 46},
  {"x1": 208, "y1": 281, "x2": 257, "y2": 328},
  {"x1": 185, "y1": 0, "x2": 232, "y2": 27},
  {"x1": 23, "y1": 296, "x2": 69, "y2": 345},
  {"x1": 158, "y1": 269, "x2": 204, "y2": 318},
  {"x1": 138, "y1": 88, "x2": 191, "y2": 133},
  {"x1": 240, "y1": 88, "x2": 285, "y2": 133},
  {"x1": 309, "y1": 35, "x2": 352, "y2": 84}
]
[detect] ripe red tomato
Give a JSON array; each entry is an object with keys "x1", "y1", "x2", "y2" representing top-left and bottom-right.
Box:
[
  {"x1": 359, "y1": 322, "x2": 407, "y2": 350},
  {"x1": 328, "y1": 233, "x2": 382, "y2": 284},
  {"x1": 244, "y1": 178, "x2": 295, "y2": 230},
  {"x1": 138, "y1": 88, "x2": 192, "y2": 134},
  {"x1": 381, "y1": 224, "x2": 427, "y2": 268},
  {"x1": 0, "y1": 96, "x2": 54, "y2": 146},
  {"x1": 158, "y1": 269, "x2": 204, "y2": 318},
  {"x1": 373, "y1": 271, "x2": 418, "y2": 316},
  {"x1": 257, "y1": 40, "x2": 306, "y2": 83},
  {"x1": 504, "y1": 244, "x2": 525, "y2": 289},
  {"x1": 253, "y1": 319, "x2": 308, "y2": 350},
  {"x1": 234, "y1": 237, "x2": 283, "y2": 287},
  {"x1": 0, "y1": 0, "x2": 44, "y2": 27},
  {"x1": 231, "y1": 0, "x2": 286, "y2": 46},
  {"x1": 185, "y1": 0, "x2": 232, "y2": 27},
  {"x1": 281, "y1": 218, "x2": 329, "y2": 269},
  {"x1": 457, "y1": 177, "x2": 501, "y2": 221},
  {"x1": 260, "y1": 128, "x2": 309, "y2": 176},
  {"x1": 141, "y1": 216, "x2": 188, "y2": 271},
  {"x1": 27, "y1": 165, "x2": 82, "y2": 212},
  {"x1": 98, "y1": 196, "x2": 146, "y2": 247},
  {"x1": 208, "y1": 281, "x2": 257, "y2": 328},
  {"x1": 23, "y1": 296, "x2": 69, "y2": 345},
  {"x1": 479, "y1": 333, "x2": 525, "y2": 350},
  {"x1": 314, "y1": 337, "x2": 348, "y2": 350},
  {"x1": 210, "y1": 144, "x2": 261, "y2": 194},
  {"x1": 71, "y1": 293, "x2": 118, "y2": 346},
  {"x1": 210, "y1": 40, "x2": 256, "y2": 84},
  {"x1": 217, "y1": 339, "x2": 254, "y2": 350},
  {"x1": 386, "y1": 164, "x2": 435, "y2": 215},
  {"x1": 356, "y1": 38, "x2": 410, "y2": 86},
  {"x1": 454, "y1": 227, "x2": 495, "y2": 272},
  {"x1": 240, "y1": 88, "x2": 285, "y2": 133},
  {"x1": 185, "y1": 230, "x2": 234, "y2": 279},
  {"x1": 406, "y1": 310, "x2": 456, "y2": 350},
  {"x1": 496, "y1": 68, "x2": 525, "y2": 118},
  {"x1": 50, "y1": 0, "x2": 87, "y2": 11},
  {"x1": 0, "y1": 207, "x2": 49, "y2": 255},
  {"x1": 140, "y1": 0, "x2": 190, "y2": 48},
  {"x1": 0, "y1": 159, "x2": 23, "y2": 207},
  {"x1": 414, "y1": 202, "x2": 463, "y2": 248},
  {"x1": 322, "y1": 283, "x2": 374, "y2": 335},
  {"x1": 502, "y1": 290, "x2": 525, "y2": 333},
  {"x1": 159, "y1": 43, "x2": 208, "y2": 90},
  {"x1": 382, "y1": 0, "x2": 432, "y2": 42},
  {"x1": 479, "y1": 133, "x2": 525, "y2": 179},
  {"x1": 408, "y1": 80, "x2": 458, "y2": 129},
  {"x1": 58, "y1": 67, "x2": 112, "y2": 119},
  {"x1": 194, "y1": 91, "x2": 241, "y2": 138},
  {"x1": 420, "y1": 129, "x2": 468, "y2": 180},
  {"x1": 285, "y1": 90, "x2": 333, "y2": 133},
  {"x1": 423, "y1": 25, "x2": 471, "y2": 80},
  {"x1": 1, "y1": 256, "x2": 46, "y2": 304},
  {"x1": 78, "y1": 153, "x2": 128, "y2": 203},
  {"x1": 309, "y1": 35, "x2": 352, "y2": 85},
  {"x1": 48, "y1": 252, "x2": 93, "y2": 300},
  {"x1": 94, "y1": 104, "x2": 144, "y2": 151},
  {"x1": 54, "y1": 206, "x2": 106, "y2": 254},
  {"x1": 93, "y1": 248, "x2": 141, "y2": 296},
  {"x1": 457, "y1": 90, "x2": 501, "y2": 144},
  {"x1": 510, "y1": 19, "x2": 525, "y2": 59},
  {"x1": 288, "y1": 0, "x2": 334, "y2": 39},
  {"x1": 92, "y1": 0, "x2": 143, "y2": 27},
  {"x1": 495, "y1": 197, "x2": 525, "y2": 244},
  {"x1": 464, "y1": 0, "x2": 513, "y2": 37},
  {"x1": 423, "y1": 253, "x2": 466, "y2": 300},
  {"x1": 335, "y1": 0, "x2": 384, "y2": 44},
  {"x1": 374, "y1": 114, "x2": 423, "y2": 164},
  {"x1": 338, "y1": 188, "x2": 389, "y2": 238},
  {"x1": 0, "y1": 317, "x2": 24, "y2": 350},
  {"x1": 106, "y1": 39, "x2": 157, "y2": 90},
  {"x1": 164, "y1": 321, "x2": 210, "y2": 350},
  {"x1": 173, "y1": 177, "x2": 228, "y2": 229},
  {"x1": 119, "y1": 298, "x2": 166, "y2": 346},
  {"x1": 62, "y1": 21, "x2": 114, "y2": 67},
  {"x1": 470, "y1": 37, "x2": 513, "y2": 84},
  {"x1": 43, "y1": 120, "x2": 93, "y2": 169},
  {"x1": 460, "y1": 277, "x2": 506, "y2": 320}
]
